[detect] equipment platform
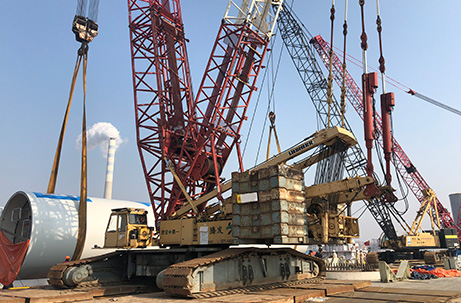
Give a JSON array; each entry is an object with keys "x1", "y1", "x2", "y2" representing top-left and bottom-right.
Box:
[{"x1": 1, "y1": 278, "x2": 461, "y2": 302}]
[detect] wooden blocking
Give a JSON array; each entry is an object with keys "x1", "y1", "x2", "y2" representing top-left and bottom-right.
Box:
[
  {"x1": 209, "y1": 293, "x2": 292, "y2": 303},
  {"x1": 289, "y1": 283, "x2": 355, "y2": 296},
  {"x1": 0, "y1": 288, "x2": 93, "y2": 303},
  {"x1": 358, "y1": 286, "x2": 461, "y2": 298},
  {"x1": 329, "y1": 291, "x2": 441, "y2": 303},
  {"x1": 250, "y1": 288, "x2": 325, "y2": 303},
  {"x1": 322, "y1": 284, "x2": 355, "y2": 296},
  {"x1": 292, "y1": 289, "x2": 326, "y2": 303},
  {"x1": 321, "y1": 279, "x2": 371, "y2": 290},
  {"x1": 317, "y1": 298, "x2": 378, "y2": 303},
  {"x1": 89, "y1": 285, "x2": 155, "y2": 298},
  {"x1": 0, "y1": 296, "x2": 26, "y2": 303}
]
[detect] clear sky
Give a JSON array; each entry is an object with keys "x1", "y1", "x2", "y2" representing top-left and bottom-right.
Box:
[{"x1": 1, "y1": 0, "x2": 460, "y2": 242}]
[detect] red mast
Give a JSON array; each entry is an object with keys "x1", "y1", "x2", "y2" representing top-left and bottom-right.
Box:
[{"x1": 128, "y1": 0, "x2": 283, "y2": 225}]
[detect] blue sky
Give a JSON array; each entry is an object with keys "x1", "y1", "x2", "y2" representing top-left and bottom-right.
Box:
[{"x1": 1, "y1": 0, "x2": 460, "y2": 241}]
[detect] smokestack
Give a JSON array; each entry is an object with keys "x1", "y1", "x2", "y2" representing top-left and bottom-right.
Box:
[{"x1": 104, "y1": 138, "x2": 116, "y2": 199}]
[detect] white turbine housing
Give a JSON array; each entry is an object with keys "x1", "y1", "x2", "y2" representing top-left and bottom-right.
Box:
[{"x1": 0, "y1": 191, "x2": 153, "y2": 279}]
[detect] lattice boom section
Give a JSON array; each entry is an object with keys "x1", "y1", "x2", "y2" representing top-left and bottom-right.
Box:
[
  {"x1": 128, "y1": 0, "x2": 279, "y2": 223},
  {"x1": 128, "y1": 0, "x2": 195, "y2": 223}
]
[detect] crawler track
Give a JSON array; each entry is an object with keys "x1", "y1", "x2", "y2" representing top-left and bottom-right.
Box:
[
  {"x1": 48, "y1": 251, "x2": 128, "y2": 287},
  {"x1": 48, "y1": 247, "x2": 325, "y2": 298},
  {"x1": 162, "y1": 247, "x2": 325, "y2": 297},
  {"x1": 187, "y1": 276, "x2": 324, "y2": 299}
]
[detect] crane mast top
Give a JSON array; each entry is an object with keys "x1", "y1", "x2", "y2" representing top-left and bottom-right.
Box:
[{"x1": 224, "y1": 0, "x2": 282, "y2": 39}]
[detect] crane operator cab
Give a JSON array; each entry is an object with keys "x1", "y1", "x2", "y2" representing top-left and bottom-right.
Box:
[{"x1": 104, "y1": 208, "x2": 153, "y2": 249}]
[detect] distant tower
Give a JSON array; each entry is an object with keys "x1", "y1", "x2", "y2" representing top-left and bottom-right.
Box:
[{"x1": 104, "y1": 138, "x2": 116, "y2": 199}]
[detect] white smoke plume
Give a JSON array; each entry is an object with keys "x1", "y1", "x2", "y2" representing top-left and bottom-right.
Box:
[{"x1": 76, "y1": 122, "x2": 124, "y2": 157}]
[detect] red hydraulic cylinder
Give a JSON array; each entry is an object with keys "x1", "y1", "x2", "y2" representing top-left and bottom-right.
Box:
[
  {"x1": 363, "y1": 72, "x2": 381, "y2": 197},
  {"x1": 381, "y1": 92, "x2": 394, "y2": 184},
  {"x1": 381, "y1": 92, "x2": 398, "y2": 202}
]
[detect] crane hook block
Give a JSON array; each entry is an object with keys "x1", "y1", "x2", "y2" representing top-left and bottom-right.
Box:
[
  {"x1": 72, "y1": 15, "x2": 98, "y2": 44},
  {"x1": 269, "y1": 111, "x2": 276, "y2": 125}
]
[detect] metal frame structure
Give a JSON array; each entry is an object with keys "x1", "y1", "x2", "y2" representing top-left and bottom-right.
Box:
[
  {"x1": 276, "y1": 4, "x2": 398, "y2": 242},
  {"x1": 311, "y1": 35, "x2": 460, "y2": 238},
  {"x1": 128, "y1": 0, "x2": 194, "y2": 224},
  {"x1": 128, "y1": 0, "x2": 283, "y2": 225}
]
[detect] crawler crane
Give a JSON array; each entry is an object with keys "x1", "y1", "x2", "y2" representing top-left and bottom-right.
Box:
[
  {"x1": 48, "y1": 125, "x2": 372, "y2": 296},
  {"x1": 47, "y1": 0, "x2": 382, "y2": 297}
]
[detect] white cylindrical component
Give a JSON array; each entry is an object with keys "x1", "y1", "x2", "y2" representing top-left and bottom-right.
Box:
[
  {"x1": 449, "y1": 193, "x2": 461, "y2": 221},
  {"x1": 0, "y1": 191, "x2": 153, "y2": 279},
  {"x1": 104, "y1": 138, "x2": 116, "y2": 200}
]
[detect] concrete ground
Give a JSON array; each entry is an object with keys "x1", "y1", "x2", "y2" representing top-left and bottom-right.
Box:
[
  {"x1": 370, "y1": 276, "x2": 461, "y2": 291},
  {"x1": 370, "y1": 277, "x2": 461, "y2": 303}
]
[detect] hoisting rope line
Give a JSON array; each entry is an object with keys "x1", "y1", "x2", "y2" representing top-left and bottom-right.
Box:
[
  {"x1": 45, "y1": 43, "x2": 89, "y2": 261},
  {"x1": 249, "y1": 26, "x2": 283, "y2": 167},
  {"x1": 326, "y1": 0, "x2": 336, "y2": 128},
  {"x1": 359, "y1": 1, "x2": 368, "y2": 74},
  {"x1": 327, "y1": 44, "x2": 461, "y2": 117},
  {"x1": 46, "y1": 54, "x2": 84, "y2": 194},
  {"x1": 374, "y1": 0, "x2": 387, "y2": 147},
  {"x1": 47, "y1": 0, "x2": 98, "y2": 262},
  {"x1": 375, "y1": 0, "x2": 391, "y2": 178},
  {"x1": 340, "y1": 0, "x2": 348, "y2": 128},
  {"x1": 340, "y1": 0, "x2": 349, "y2": 215},
  {"x1": 72, "y1": 45, "x2": 89, "y2": 261},
  {"x1": 375, "y1": 0, "x2": 386, "y2": 93}
]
